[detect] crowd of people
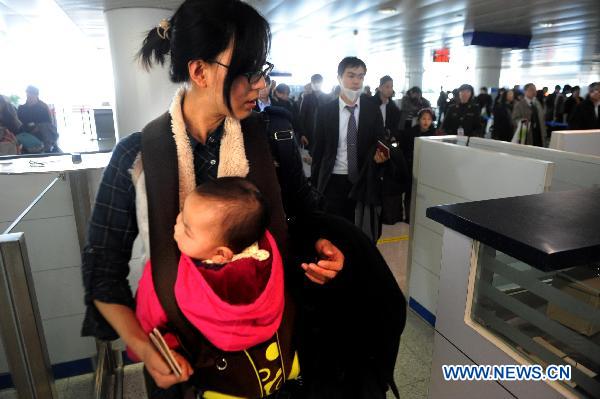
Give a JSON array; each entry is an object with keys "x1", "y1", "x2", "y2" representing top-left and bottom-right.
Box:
[
  {"x1": 249, "y1": 66, "x2": 599, "y2": 232},
  {"x1": 0, "y1": 86, "x2": 60, "y2": 155}
]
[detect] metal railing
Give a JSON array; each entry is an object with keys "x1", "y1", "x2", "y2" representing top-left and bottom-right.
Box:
[{"x1": 0, "y1": 171, "x2": 123, "y2": 399}]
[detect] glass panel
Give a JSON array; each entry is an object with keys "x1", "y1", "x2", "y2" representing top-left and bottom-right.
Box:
[
  {"x1": 469, "y1": 244, "x2": 600, "y2": 398},
  {"x1": 1, "y1": 176, "x2": 95, "y2": 397}
]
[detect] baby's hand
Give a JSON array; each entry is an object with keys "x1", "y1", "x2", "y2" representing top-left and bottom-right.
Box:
[{"x1": 141, "y1": 343, "x2": 194, "y2": 389}]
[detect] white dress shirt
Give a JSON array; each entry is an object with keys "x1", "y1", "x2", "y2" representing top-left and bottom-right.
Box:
[
  {"x1": 380, "y1": 102, "x2": 388, "y2": 125},
  {"x1": 333, "y1": 96, "x2": 361, "y2": 175},
  {"x1": 257, "y1": 98, "x2": 271, "y2": 112}
]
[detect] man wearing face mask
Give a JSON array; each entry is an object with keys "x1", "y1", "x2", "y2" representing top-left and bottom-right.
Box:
[
  {"x1": 298, "y1": 74, "x2": 326, "y2": 153},
  {"x1": 311, "y1": 57, "x2": 389, "y2": 224}
]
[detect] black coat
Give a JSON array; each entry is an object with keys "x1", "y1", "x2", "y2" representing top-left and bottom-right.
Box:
[
  {"x1": 289, "y1": 211, "x2": 406, "y2": 399},
  {"x1": 442, "y1": 101, "x2": 483, "y2": 137},
  {"x1": 569, "y1": 98, "x2": 600, "y2": 130},
  {"x1": 311, "y1": 95, "x2": 386, "y2": 193},
  {"x1": 298, "y1": 91, "x2": 328, "y2": 148},
  {"x1": 492, "y1": 102, "x2": 514, "y2": 142},
  {"x1": 401, "y1": 124, "x2": 435, "y2": 172},
  {"x1": 545, "y1": 92, "x2": 559, "y2": 121},
  {"x1": 271, "y1": 97, "x2": 302, "y2": 133},
  {"x1": 476, "y1": 93, "x2": 493, "y2": 117},
  {"x1": 372, "y1": 95, "x2": 402, "y2": 139}
]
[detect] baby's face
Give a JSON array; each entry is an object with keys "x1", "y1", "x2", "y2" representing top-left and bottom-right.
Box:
[{"x1": 173, "y1": 195, "x2": 225, "y2": 260}]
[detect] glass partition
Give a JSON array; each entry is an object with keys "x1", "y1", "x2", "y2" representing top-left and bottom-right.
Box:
[{"x1": 469, "y1": 244, "x2": 600, "y2": 398}]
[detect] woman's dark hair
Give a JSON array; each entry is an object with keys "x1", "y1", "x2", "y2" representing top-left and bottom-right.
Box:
[
  {"x1": 337, "y1": 57, "x2": 367, "y2": 77},
  {"x1": 194, "y1": 177, "x2": 270, "y2": 253},
  {"x1": 409, "y1": 86, "x2": 422, "y2": 95},
  {"x1": 138, "y1": 0, "x2": 271, "y2": 113},
  {"x1": 500, "y1": 89, "x2": 514, "y2": 104}
]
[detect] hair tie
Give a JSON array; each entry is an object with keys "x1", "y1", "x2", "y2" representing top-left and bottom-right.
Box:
[{"x1": 157, "y1": 19, "x2": 171, "y2": 40}]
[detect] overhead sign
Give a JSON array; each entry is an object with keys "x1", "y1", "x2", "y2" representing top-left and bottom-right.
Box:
[
  {"x1": 433, "y1": 48, "x2": 450, "y2": 63},
  {"x1": 463, "y1": 31, "x2": 531, "y2": 49}
]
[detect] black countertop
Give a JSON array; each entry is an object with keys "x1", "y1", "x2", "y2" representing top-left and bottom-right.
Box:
[{"x1": 426, "y1": 188, "x2": 600, "y2": 271}]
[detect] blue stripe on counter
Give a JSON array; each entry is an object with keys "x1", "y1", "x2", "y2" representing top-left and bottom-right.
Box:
[{"x1": 409, "y1": 296, "x2": 436, "y2": 327}]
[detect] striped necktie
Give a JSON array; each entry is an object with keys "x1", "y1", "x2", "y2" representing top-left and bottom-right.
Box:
[{"x1": 345, "y1": 104, "x2": 358, "y2": 183}]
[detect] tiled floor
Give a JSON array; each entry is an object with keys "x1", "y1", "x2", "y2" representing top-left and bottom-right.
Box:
[
  {"x1": 0, "y1": 222, "x2": 434, "y2": 399},
  {"x1": 379, "y1": 222, "x2": 434, "y2": 399}
]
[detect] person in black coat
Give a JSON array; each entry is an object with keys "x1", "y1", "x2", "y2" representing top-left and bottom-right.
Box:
[
  {"x1": 563, "y1": 85, "x2": 584, "y2": 123},
  {"x1": 441, "y1": 83, "x2": 482, "y2": 137},
  {"x1": 298, "y1": 74, "x2": 328, "y2": 153},
  {"x1": 311, "y1": 57, "x2": 389, "y2": 223},
  {"x1": 288, "y1": 211, "x2": 406, "y2": 399},
  {"x1": 492, "y1": 89, "x2": 515, "y2": 142},
  {"x1": 271, "y1": 83, "x2": 302, "y2": 134},
  {"x1": 401, "y1": 108, "x2": 435, "y2": 223},
  {"x1": 569, "y1": 82, "x2": 600, "y2": 130},
  {"x1": 372, "y1": 75, "x2": 401, "y2": 140},
  {"x1": 371, "y1": 76, "x2": 407, "y2": 225},
  {"x1": 476, "y1": 87, "x2": 493, "y2": 117}
]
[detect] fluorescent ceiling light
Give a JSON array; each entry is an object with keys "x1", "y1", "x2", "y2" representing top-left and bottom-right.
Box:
[
  {"x1": 539, "y1": 22, "x2": 554, "y2": 28},
  {"x1": 378, "y1": 7, "x2": 398, "y2": 15}
]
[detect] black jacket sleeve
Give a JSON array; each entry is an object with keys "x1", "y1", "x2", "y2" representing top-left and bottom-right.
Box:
[
  {"x1": 310, "y1": 105, "x2": 326, "y2": 186},
  {"x1": 288, "y1": 212, "x2": 406, "y2": 398},
  {"x1": 261, "y1": 108, "x2": 323, "y2": 217}
]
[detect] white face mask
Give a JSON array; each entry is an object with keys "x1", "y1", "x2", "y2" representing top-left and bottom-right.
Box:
[
  {"x1": 311, "y1": 82, "x2": 322, "y2": 92},
  {"x1": 339, "y1": 79, "x2": 362, "y2": 103}
]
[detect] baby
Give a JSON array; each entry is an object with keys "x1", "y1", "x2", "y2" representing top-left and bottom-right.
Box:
[
  {"x1": 174, "y1": 176, "x2": 271, "y2": 269},
  {"x1": 135, "y1": 177, "x2": 285, "y2": 354}
]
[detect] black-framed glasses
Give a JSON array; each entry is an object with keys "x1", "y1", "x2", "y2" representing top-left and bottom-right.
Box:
[{"x1": 212, "y1": 61, "x2": 274, "y2": 84}]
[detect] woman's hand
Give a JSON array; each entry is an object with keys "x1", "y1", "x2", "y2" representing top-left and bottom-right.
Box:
[
  {"x1": 301, "y1": 239, "x2": 344, "y2": 285},
  {"x1": 140, "y1": 342, "x2": 194, "y2": 389}
]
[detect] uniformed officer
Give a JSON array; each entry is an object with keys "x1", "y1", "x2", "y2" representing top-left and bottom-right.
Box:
[{"x1": 441, "y1": 83, "x2": 483, "y2": 137}]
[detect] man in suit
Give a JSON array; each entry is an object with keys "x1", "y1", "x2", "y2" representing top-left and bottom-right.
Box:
[
  {"x1": 298, "y1": 74, "x2": 327, "y2": 153},
  {"x1": 372, "y1": 75, "x2": 401, "y2": 140},
  {"x1": 311, "y1": 57, "x2": 388, "y2": 222},
  {"x1": 512, "y1": 83, "x2": 547, "y2": 147},
  {"x1": 254, "y1": 76, "x2": 273, "y2": 113},
  {"x1": 545, "y1": 85, "x2": 561, "y2": 121}
]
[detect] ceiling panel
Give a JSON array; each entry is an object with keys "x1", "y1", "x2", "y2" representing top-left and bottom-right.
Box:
[{"x1": 2, "y1": 0, "x2": 598, "y2": 83}]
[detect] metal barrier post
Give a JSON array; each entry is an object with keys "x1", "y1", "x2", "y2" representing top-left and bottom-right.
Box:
[
  {"x1": 68, "y1": 170, "x2": 124, "y2": 399},
  {"x1": 0, "y1": 233, "x2": 56, "y2": 399}
]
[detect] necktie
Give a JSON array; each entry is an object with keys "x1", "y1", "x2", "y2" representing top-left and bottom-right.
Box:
[{"x1": 346, "y1": 105, "x2": 358, "y2": 183}]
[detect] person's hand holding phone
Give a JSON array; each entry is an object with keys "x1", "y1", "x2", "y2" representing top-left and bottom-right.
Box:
[
  {"x1": 301, "y1": 239, "x2": 344, "y2": 285},
  {"x1": 140, "y1": 340, "x2": 193, "y2": 389}
]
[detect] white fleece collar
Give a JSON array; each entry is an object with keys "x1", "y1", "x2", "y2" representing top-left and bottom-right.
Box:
[{"x1": 169, "y1": 87, "x2": 249, "y2": 209}]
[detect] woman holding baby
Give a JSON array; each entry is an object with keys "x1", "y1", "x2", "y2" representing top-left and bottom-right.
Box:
[{"x1": 82, "y1": 1, "x2": 405, "y2": 398}]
